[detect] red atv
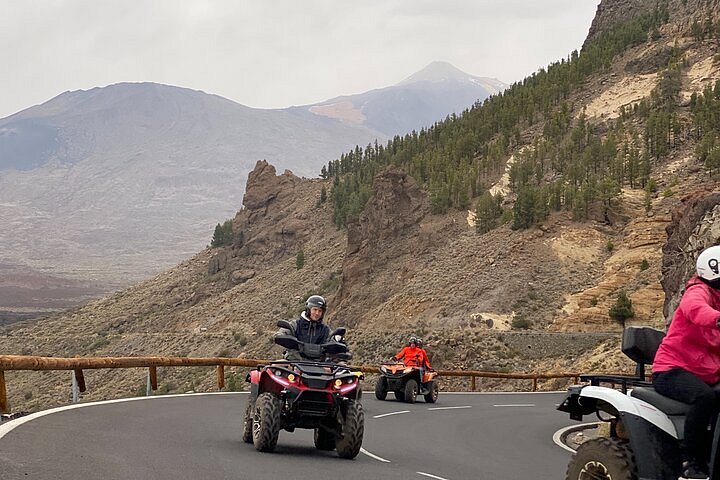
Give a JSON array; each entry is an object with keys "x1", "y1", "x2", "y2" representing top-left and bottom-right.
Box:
[
  {"x1": 375, "y1": 360, "x2": 439, "y2": 403},
  {"x1": 243, "y1": 320, "x2": 364, "y2": 459}
]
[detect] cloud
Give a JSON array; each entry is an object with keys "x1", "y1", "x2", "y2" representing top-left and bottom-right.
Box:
[{"x1": 0, "y1": 0, "x2": 599, "y2": 117}]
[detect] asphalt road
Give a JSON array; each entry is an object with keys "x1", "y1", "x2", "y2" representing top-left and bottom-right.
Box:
[{"x1": 0, "y1": 391, "x2": 573, "y2": 480}]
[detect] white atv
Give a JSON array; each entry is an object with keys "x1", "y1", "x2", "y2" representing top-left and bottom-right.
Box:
[{"x1": 558, "y1": 326, "x2": 720, "y2": 480}]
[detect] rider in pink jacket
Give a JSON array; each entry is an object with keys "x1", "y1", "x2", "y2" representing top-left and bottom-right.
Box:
[
  {"x1": 652, "y1": 245, "x2": 720, "y2": 480},
  {"x1": 653, "y1": 276, "x2": 720, "y2": 383}
]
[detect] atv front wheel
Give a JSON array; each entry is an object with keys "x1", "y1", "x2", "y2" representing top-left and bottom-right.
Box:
[
  {"x1": 565, "y1": 437, "x2": 636, "y2": 480},
  {"x1": 336, "y1": 401, "x2": 364, "y2": 459},
  {"x1": 375, "y1": 376, "x2": 388, "y2": 400},
  {"x1": 423, "y1": 381, "x2": 439, "y2": 403},
  {"x1": 242, "y1": 398, "x2": 254, "y2": 443},
  {"x1": 404, "y1": 379, "x2": 418, "y2": 403},
  {"x1": 252, "y1": 392, "x2": 282, "y2": 452},
  {"x1": 314, "y1": 427, "x2": 336, "y2": 451}
]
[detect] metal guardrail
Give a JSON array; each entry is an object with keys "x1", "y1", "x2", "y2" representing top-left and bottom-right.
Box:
[{"x1": 0, "y1": 354, "x2": 582, "y2": 413}]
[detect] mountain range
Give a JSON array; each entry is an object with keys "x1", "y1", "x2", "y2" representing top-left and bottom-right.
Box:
[{"x1": 0, "y1": 62, "x2": 505, "y2": 317}]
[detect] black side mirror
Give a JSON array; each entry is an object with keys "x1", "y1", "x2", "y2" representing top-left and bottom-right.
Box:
[{"x1": 277, "y1": 319, "x2": 292, "y2": 330}]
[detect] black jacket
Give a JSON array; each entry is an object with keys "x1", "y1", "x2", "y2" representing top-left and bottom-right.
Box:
[{"x1": 277, "y1": 312, "x2": 331, "y2": 345}]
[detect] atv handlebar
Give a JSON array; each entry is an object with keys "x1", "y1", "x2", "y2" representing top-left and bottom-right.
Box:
[{"x1": 274, "y1": 334, "x2": 349, "y2": 361}]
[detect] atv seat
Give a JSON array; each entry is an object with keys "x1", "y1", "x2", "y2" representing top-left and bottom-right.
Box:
[{"x1": 630, "y1": 387, "x2": 691, "y2": 416}]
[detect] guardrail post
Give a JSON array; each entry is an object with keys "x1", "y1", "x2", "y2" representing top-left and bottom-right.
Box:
[
  {"x1": 217, "y1": 366, "x2": 225, "y2": 391},
  {"x1": 532, "y1": 377, "x2": 538, "y2": 392},
  {"x1": 147, "y1": 367, "x2": 158, "y2": 396},
  {"x1": 71, "y1": 371, "x2": 80, "y2": 403},
  {"x1": 0, "y1": 370, "x2": 8, "y2": 413},
  {"x1": 74, "y1": 369, "x2": 86, "y2": 393},
  {"x1": 471, "y1": 375, "x2": 476, "y2": 391}
]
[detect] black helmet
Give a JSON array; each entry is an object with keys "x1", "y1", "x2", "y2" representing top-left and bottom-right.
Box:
[
  {"x1": 416, "y1": 338, "x2": 424, "y2": 348},
  {"x1": 305, "y1": 295, "x2": 327, "y2": 318},
  {"x1": 409, "y1": 335, "x2": 418, "y2": 346}
]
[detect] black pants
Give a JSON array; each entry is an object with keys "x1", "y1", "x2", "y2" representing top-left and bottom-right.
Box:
[{"x1": 653, "y1": 368, "x2": 720, "y2": 463}]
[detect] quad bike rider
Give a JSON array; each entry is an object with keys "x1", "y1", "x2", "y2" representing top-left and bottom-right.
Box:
[
  {"x1": 242, "y1": 295, "x2": 364, "y2": 459},
  {"x1": 375, "y1": 336, "x2": 438, "y2": 403},
  {"x1": 558, "y1": 246, "x2": 720, "y2": 480}
]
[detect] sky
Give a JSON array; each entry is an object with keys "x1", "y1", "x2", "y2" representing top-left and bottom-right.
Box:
[{"x1": 0, "y1": 1, "x2": 600, "y2": 119}]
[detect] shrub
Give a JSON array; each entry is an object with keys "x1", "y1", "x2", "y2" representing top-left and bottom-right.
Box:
[
  {"x1": 640, "y1": 259, "x2": 650, "y2": 271},
  {"x1": 511, "y1": 315, "x2": 531, "y2": 330}
]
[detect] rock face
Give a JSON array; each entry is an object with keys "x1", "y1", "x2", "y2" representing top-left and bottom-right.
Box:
[
  {"x1": 207, "y1": 160, "x2": 312, "y2": 274},
  {"x1": 661, "y1": 190, "x2": 720, "y2": 322},
  {"x1": 336, "y1": 167, "x2": 432, "y2": 324},
  {"x1": 585, "y1": 0, "x2": 720, "y2": 48}
]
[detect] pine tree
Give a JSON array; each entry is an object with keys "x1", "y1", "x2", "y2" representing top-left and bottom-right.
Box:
[
  {"x1": 475, "y1": 192, "x2": 503, "y2": 234},
  {"x1": 210, "y1": 220, "x2": 234, "y2": 248},
  {"x1": 609, "y1": 290, "x2": 635, "y2": 328}
]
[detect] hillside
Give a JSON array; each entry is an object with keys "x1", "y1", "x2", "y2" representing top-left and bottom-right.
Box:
[{"x1": 1, "y1": 0, "x2": 720, "y2": 412}]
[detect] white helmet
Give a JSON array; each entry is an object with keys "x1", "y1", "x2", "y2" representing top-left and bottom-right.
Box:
[{"x1": 696, "y1": 245, "x2": 720, "y2": 284}]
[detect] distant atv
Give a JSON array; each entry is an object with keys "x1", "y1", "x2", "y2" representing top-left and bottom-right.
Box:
[
  {"x1": 243, "y1": 320, "x2": 364, "y2": 459},
  {"x1": 375, "y1": 360, "x2": 438, "y2": 403}
]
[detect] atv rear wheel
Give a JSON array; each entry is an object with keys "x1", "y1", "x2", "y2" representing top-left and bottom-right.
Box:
[
  {"x1": 565, "y1": 437, "x2": 636, "y2": 480},
  {"x1": 423, "y1": 381, "x2": 439, "y2": 403},
  {"x1": 242, "y1": 398, "x2": 254, "y2": 443},
  {"x1": 404, "y1": 379, "x2": 418, "y2": 403},
  {"x1": 336, "y1": 401, "x2": 364, "y2": 459},
  {"x1": 252, "y1": 392, "x2": 282, "y2": 452},
  {"x1": 314, "y1": 427, "x2": 337, "y2": 451},
  {"x1": 375, "y1": 376, "x2": 388, "y2": 400}
]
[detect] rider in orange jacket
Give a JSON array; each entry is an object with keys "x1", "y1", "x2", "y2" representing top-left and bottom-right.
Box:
[{"x1": 394, "y1": 336, "x2": 432, "y2": 370}]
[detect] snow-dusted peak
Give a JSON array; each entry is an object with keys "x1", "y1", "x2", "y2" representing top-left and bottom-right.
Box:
[{"x1": 397, "y1": 61, "x2": 506, "y2": 94}]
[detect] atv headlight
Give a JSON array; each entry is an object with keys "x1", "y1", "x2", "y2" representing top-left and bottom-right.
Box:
[
  {"x1": 380, "y1": 366, "x2": 388, "y2": 373},
  {"x1": 287, "y1": 374, "x2": 297, "y2": 383},
  {"x1": 334, "y1": 379, "x2": 343, "y2": 389},
  {"x1": 403, "y1": 368, "x2": 413, "y2": 373}
]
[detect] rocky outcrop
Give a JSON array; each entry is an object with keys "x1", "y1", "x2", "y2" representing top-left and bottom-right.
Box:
[
  {"x1": 661, "y1": 190, "x2": 720, "y2": 322},
  {"x1": 207, "y1": 160, "x2": 317, "y2": 277},
  {"x1": 334, "y1": 166, "x2": 434, "y2": 324},
  {"x1": 585, "y1": 0, "x2": 720, "y2": 49}
]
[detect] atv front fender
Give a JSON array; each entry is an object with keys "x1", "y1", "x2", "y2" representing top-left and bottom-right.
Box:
[
  {"x1": 560, "y1": 385, "x2": 682, "y2": 480},
  {"x1": 580, "y1": 386, "x2": 677, "y2": 438}
]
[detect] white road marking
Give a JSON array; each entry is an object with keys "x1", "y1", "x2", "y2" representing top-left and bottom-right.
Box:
[
  {"x1": 360, "y1": 447, "x2": 391, "y2": 463},
  {"x1": 373, "y1": 410, "x2": 411, "y2": 418},
  {"x1": 493, "y1": 404, "x2": 536, "y2": 407},
  {"x1": 417, "y1": 472, "x2": 450, "y2": 480},
  {"x1": 427, "y1": 405, "x2": 472, "y2": 411},
  {"x1": 0, "y1": 391, "x2": 243, "y2": 440}
]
